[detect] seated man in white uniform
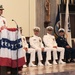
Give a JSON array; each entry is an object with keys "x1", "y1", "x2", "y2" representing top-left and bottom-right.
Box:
[
  {"x1": 20, "y1": 27, "x2": 36, "y2": 67},
  {"x1": 43, "y1": 26, "x2": 66, "y2": 64},
  {"x1": 29, "y1": 27, "x2": 52, "y2": 66}
]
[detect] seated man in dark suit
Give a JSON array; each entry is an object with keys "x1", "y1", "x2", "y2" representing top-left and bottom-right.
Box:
[{"x1": 56, "y1": 28, "x2": 75, "y2": 63}]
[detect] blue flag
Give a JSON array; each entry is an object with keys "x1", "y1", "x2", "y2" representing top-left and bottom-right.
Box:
[{"x1": 54, "y1": 5, "x2": 60, "y2": 36}]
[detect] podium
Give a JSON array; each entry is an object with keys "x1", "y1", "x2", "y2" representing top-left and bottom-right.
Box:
[{"x1": 0, "y1": 27, "x2": 25, "y2": 74}]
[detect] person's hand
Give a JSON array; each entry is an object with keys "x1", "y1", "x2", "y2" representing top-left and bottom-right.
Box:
[
  {"x1": 4, "y1": 25, "x2": 7, "y2": 29},
  {"x1": 23, "y1": 47, "x2": 28, "y2": 52},
  {"x1": 53, "y1": 46, "x2": 57, "y2": 48},
  {"x1": 41, "y1": 48, "x2": 44, "y2": 51},
  {"x1": 66, "y1": 45, "x2": 70, "y2": 48},
  {"x1": 1, "y1": 26, "x2": 4, "y2": 30},
  {"x1": 1, "y1": 25, "x2": 7, "y2": 30}
]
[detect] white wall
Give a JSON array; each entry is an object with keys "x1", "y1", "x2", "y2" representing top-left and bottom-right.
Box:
[{"x1": 0, "y1": 0, "x2": 36, "y2": 37}]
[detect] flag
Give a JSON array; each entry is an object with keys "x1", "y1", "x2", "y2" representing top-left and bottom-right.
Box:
[
  {"x1": 54, "y1": 5, "x2": 60, "y2": 37},
  {"x1": 0, "y1": 28, "x2": 25, "y2": 68},
  {"x1": 65, "y1": 0, "x2": 72, "y2": 46}
]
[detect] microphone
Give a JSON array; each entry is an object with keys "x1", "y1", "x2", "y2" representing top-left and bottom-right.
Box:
[
  {"x1": 12, "y1": 19, "x2": 19, "y2": 73},
  {"x1": 12, "y1": 19, "x2": 18, "y2": 29}
]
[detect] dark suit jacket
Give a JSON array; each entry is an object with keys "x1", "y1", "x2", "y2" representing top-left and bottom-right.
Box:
[{"x1": 56, "y1": 36, "x2": 69, "y2": 48}]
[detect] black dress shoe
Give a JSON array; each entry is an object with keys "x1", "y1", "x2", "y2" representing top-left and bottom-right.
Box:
[
  {"x1": 70, "y1": 59, "x2": 75, "y2": 63},
  {"x1": 66, "y1": 60, "x2": 70, "y2": 63}
]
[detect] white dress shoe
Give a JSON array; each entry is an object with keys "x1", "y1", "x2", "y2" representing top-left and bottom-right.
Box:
[
  {"x1": 29, "y1": 63, "x2": 36, "y2": 67},
  {"x1": 53, "y1": 61, "x2": 57, "y2": 65},
  {"x1": 23, "y1": 64, "x2": 27, "y2": 68},
  {"x1": 38, "y1": 62, "x2": 44, "y2": 66},
  {"x1": 59, "y1": 60, "x2": 66, "y2": 64},
  {"x1": 45, "y1": 61, "x2": 52, "y2": 66}
]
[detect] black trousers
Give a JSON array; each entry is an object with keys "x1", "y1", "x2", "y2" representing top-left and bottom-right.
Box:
[
  {"x1": 0, "y1": 66, "x2": 22, "y2": 75},
  {"x1": 65, "y1": 48, "x2": 75, "y2": 61}
]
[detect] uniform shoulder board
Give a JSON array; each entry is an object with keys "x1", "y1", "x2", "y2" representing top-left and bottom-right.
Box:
[
  {"x1": 1, "y1": 16, "x2": 5, "y2": 18},
  {"x1": 22, "y1": 34, "x2": 24, "y2": 36},
  {"x1": 31, "y1": 36, "x2": 33, "y2": 37}
]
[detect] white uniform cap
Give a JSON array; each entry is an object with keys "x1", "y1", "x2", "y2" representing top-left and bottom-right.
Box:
[
  {"x1": 58, "y1": 28, "x2": 65, "y2": 32},
  {"x1": 33, "y1": 26, "x2": 40, "y2": 31},
  {"x1": 46, "y1": 26, "x2": 53, "y2": 30}
]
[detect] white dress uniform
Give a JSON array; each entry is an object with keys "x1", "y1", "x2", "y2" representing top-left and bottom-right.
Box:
[
  {"x1": 21, "y1": 35, "x2": 36, "y2": 67},
  {"x1": 43, "y1": 33, "x2": 65, "y2": 64},
  {"x1": 0, "y1": 16, "x2": 7, "y2": 27},
  {"x1": 30, "y1": 35, "x2": 52, "y2": 66}
]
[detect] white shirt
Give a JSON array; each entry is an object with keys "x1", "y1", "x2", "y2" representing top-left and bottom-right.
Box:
[
  {"x1": 21, "y1": 35, "x2": 28, "y2": 48},
  {"x1": 0, "y1": 16, "x2": 7, "y2": 27},
  {"x1": 43, "y1": 33, "x2": 57, "y2": 48},
  {"x1": 29, "y1": 35, "x2": 44, "y2": 49}
]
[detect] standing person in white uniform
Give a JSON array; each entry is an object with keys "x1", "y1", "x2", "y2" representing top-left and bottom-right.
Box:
[
  {"x1": 20, "y1": 27, "x2": 36, "y2": 67},
  {"x1": 0, "y1": 5, "x2": 8, "y2": 75},
  {"x1": 29, "y1": 27, "x2": 52, "y2": 66},
  {"x1": 43, "y1": 26, "x2": 66, "y2": 64},
  {"x1": 0, "y1": 5, "x2": 7, "y2": 28}
]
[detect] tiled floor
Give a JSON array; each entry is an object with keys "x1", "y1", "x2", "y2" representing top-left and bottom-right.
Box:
[
  {"x1": 22, "y1": 63, "x2": 75, "y2": 75},
  {"x1": 0, "y1": 63, "x2": 75, "y2": 75}
]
